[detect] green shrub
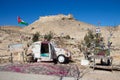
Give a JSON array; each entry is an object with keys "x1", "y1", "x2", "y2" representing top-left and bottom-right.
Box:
[
  {"x1": 44, "y1": 31, "x2": 54, "y2": 41},
  {"x1": 32, "y1": 32, "x2": 40, "y2": 42}
]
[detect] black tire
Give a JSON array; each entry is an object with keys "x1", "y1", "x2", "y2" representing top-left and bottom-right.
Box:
[
  {"x1": 53, "y1": 59, "x2": 57, "y2": 64},
  {"x1": 100, "y1": 59, "x2": 103, "y2": 65},
  {"x1": 107, "y1": 59, "x2": 111, "y2": 65},
  {"x1": 57, "y1": 55, "x2": 66, "y2": 64},
  {"x1": 33, "y1": 58, "x2": 37, "y2": 62}
]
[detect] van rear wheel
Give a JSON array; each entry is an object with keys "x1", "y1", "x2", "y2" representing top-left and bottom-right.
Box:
[{"x1": 57, "y1": 55, "x2": 66, "y2": 64}]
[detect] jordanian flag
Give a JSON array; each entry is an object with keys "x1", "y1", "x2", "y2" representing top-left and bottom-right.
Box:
[{"x1": 17, "y1": 16, "x2": 28, "y2": 25}]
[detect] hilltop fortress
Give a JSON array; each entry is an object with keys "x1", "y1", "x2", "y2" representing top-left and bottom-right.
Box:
[{"x1": 39, "y1": 14, "x2": 74, "y2": 22}]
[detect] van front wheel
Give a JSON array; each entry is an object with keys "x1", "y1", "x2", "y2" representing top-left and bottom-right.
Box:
[{"x1": 57, "y1": 55, "x2": 66, "y2": 64}]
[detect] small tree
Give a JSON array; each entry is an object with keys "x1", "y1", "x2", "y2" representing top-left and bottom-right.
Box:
[
  {"x1": 84, "y1": 30, "x2": 95, "y2": 48},
  {"x1": 80, "y1": 29, "x2": 104, "y2": 59},
  {"x1": 44, "y1": 31, "x2": 54, "y2": 41},
  {"x1": 32, "y1": 32, "x2": 40, "y2": 42}
]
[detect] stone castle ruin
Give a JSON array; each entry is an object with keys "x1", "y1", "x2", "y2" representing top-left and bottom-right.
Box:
[{"x1": 39, "y1": 14, "x2": 74, "y2": 22}]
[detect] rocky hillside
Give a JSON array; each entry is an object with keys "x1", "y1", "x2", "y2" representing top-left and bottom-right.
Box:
[
  {"x1": 0, "y1": 26, "x2": 32, "y2": 55},
  {"x1": 21, "y1": 14, "x2": 120, "y2": 45},
  {"x1": 21, "y1": 14, "x2": 95, "y2": 40},
  {"x1": 0, "y1": 26, "x2": 22, "y2": 31}
]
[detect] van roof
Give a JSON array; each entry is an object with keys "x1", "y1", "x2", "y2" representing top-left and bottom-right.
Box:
[
  {"x1": 33, "y1": 41, "x2": 50, "y2": 44},
  {"x1": 41, "y1": 41, "x2": 50, "y2": 44}
]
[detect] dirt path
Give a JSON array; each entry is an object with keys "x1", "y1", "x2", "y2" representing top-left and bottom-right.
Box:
[
  {"x1": 81, "y1": 69, "x2": 120, "y2": 80},
  {"x1": 0, "y1": 71, "x2": 76, "y2": 80}
]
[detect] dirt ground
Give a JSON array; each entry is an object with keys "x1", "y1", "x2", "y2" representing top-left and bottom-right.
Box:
[
  {"x1": 0, "y1": 62, "x2": 120, "y2": 80},
  {"x1": 81, "y1": 69, "x2": 120, "y2": 80}
]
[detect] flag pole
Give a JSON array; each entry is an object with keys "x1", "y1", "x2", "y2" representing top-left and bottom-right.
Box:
[{"x1": 95, "y1": 22, "x2": 101, "y2": 38}]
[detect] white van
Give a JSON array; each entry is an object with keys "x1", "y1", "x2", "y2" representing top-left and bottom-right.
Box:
[{"x1": 28, "y1": 41, "x2": 71, "y2": 63}]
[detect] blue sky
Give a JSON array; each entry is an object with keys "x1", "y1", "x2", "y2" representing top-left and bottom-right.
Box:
[{"x1": 0, "y1": 0, "x2": 120, "y2": 27}]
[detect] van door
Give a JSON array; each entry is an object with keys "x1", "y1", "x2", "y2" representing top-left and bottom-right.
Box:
[
  {"x1": 32, "y1": 44, "x2": 40, "y2": 58},
  {"x1": 50, "y1": 44, "x2": 57, "y2": 59}
]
